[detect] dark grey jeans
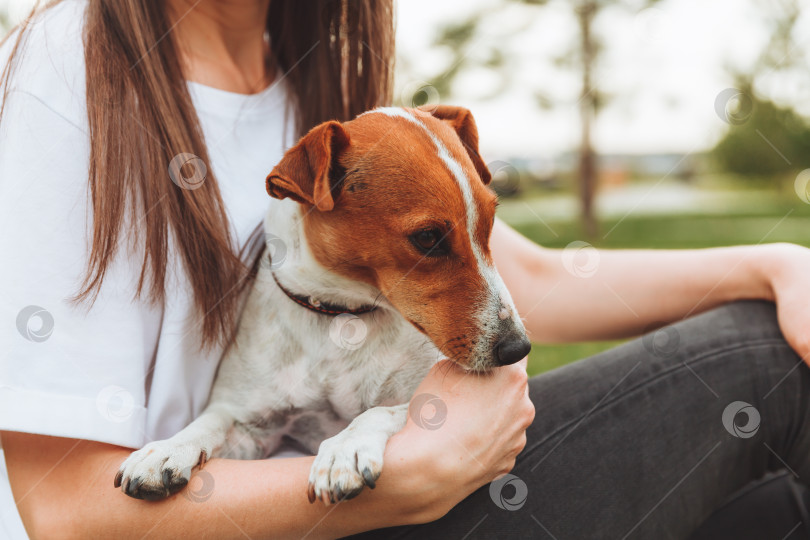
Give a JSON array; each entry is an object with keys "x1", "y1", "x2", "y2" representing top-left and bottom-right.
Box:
[{"x1": 348, "y1": 301, "x2": 810, "y2": 539}]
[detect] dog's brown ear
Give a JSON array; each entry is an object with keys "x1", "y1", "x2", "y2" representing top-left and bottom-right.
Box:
[
  {"x1": 266, "y1": 121, "x2": 350, "y2": 211},
  {"x1": 418, "y1": 105, "x2": 491, "y2": 185}
]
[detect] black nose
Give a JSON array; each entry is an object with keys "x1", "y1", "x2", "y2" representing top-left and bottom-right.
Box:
[{"x1": 495, "y1": 336, "x2": 532, "y2": 366}]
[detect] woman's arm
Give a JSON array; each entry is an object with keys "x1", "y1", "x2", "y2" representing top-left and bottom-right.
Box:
[
  {"x1": 3, "y1": 432, "x2": 431, "y2": 540},
  {"x1": 492, "y1": 219, "x2": 810, "y2": 356},
  {"x1": 3, "y1": 358, "x2": 534, "y2": 539}
]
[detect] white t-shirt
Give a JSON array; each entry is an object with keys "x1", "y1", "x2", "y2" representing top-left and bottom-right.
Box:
[{"x1": 0, "y1": 1, "x2": 305, "y2": 537}]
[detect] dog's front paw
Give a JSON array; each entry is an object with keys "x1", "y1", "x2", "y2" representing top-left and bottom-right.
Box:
[
  {"x1": 115, "y1": 440, "x2": 207, "y2": 501},
  {"x1": 307, "y1": 430, "x2": 385, "y2": 505}
]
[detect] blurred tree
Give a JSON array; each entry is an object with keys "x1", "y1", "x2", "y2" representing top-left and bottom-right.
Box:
[
  {"x1": 574, "y1": 0, "x2": 599, "y2": 237},
  {"x1": 413, "y1": 0, "x2": 658, "y2": 238},
  {"x1": 713, "y1": 91, "x2": 810, "y2": 178},
  {"x1": 745, "y1": 0, "x2": 805, "y2": 83},
  {"x1": 711, "y1": 0, "x2": 808, "y2": 180}
]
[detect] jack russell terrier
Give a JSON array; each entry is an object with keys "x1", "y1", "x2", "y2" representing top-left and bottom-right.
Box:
[{"x1": 115, "y1": 105, "x2": 531, "y2": 504}]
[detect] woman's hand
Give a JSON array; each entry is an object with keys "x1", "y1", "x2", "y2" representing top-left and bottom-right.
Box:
[
  {"x1": 385, "y1": 357, "x2": 535, "y2": 523},
  {"x1": 761, "y1": 243, "x2": 810, "y2": 365}
]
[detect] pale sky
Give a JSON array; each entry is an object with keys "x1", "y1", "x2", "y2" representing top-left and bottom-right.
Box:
[
  {"x1": 395, "y1": 0, "x2": 810, "y2": 158},
  {"x1": 4, "y1": 0, "x2": 809, "y2": 159}
]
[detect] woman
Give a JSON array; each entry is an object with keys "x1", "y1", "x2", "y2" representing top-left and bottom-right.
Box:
[{"x1": 1, "y1": 1, "x2": 809, "y2": 538}]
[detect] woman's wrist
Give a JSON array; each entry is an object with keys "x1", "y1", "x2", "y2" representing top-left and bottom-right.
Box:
[
  {"x1": 381, "y1": 416, "x2": 496, "y2": 526},
  {"x1": 379, "y1": 426, "x2": 449, "y2": 524},
  {"x1": 750, "y1": 242, "x2": 803, "y2": 303}
]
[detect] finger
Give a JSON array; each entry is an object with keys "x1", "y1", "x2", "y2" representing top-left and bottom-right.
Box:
[{"x1": 784, "y1": 327, "x2": 810, "y2": 366}]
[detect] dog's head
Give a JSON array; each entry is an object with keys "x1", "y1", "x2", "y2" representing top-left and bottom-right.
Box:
[{"x1": 266, "y1": 106, "x2": 530, "y2": 372}]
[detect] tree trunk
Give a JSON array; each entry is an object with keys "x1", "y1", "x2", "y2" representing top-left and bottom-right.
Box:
[{"x1": 577, "y1": 1, "x2": 598, "y2": 238}]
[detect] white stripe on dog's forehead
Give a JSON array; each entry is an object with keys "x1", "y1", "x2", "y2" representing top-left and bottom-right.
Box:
[
  {"x1": 362, "y1": 107, "x2": 484, "y2": 258},
  {"x1": 362, "y1": 107, "x2": 513, "y2": 357}
]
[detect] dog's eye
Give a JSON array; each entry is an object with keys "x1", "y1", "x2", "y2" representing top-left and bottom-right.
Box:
[
  {"x1": 409, "y1": 229, "x2": 449, "y2": 256},
  {"x1": 414, "y1": 230, "x2": 439, "y2": 250}
]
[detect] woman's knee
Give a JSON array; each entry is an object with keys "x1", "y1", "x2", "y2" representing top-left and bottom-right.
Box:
[
  {"x1": 666, "y1": 300, "x2": 783, "y2": 356},
  {"x1": 626, "y1": 300, "x2": 802, "y2": 388},
  {"x1": 530, "y1": 301, "x2": 788, "y2": 399}
]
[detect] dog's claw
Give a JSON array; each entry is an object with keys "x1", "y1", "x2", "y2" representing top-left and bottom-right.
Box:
[
  {"x1": 308, "y1": 434, "x2": 387, "y2": 506},
  {"x1": 344, "y1": 488, "x2": 362, "y2": 500},
  {"x1": 127, "y1": 476, "x2": 142, "y2": 497},
  {"x1": 307, "y1": 483, "x2": 316, "y2": 503},
  {"x1": 161, "y1": 468, "x2": 174, "y2": 489},
  {"x1": 361, "y1": 467, "x2": 376, "y2": 489},
  {"x1": 116, "y1": 440, "x2": 209, "y2": 500}
]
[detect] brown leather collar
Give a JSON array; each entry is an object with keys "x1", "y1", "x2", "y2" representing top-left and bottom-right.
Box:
[{"x1": 271, "y1": 272, "x2": 377, "y2": 316}]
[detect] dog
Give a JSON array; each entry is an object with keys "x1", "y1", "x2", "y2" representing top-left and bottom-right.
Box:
[{"x1": 115, "y1": 105, "x2": 531, "y2": 504}]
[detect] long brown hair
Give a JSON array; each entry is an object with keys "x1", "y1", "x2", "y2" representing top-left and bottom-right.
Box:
[{"x1": 0, "y1": 0, "x2": 394, "y2": 347}]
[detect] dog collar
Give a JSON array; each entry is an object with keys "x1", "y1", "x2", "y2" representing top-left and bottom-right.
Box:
[{"x1": 271, "y1": 272, "x2": 377, "y2": 316}]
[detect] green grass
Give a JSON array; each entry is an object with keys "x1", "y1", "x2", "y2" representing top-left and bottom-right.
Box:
[
  {"x1": 509, "y1": 209, "x2": 810, "y2": 251},
  {"x1": 502, "y1": 192, "x2": 810, "y2": 376},
  {"x1": 526, "y1": 340, "x2": 627, "y2": 375}
]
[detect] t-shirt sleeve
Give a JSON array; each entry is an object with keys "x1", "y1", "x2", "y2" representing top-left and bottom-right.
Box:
[{"x1": 0, "y1": 0, "x2": 159, "y2": 449}]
